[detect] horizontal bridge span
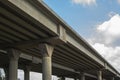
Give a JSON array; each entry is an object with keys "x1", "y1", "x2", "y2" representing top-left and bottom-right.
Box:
[
  {"x1": 66, "y1": 33, "x2": 104, "y2": 66},
  {"x1": 0, "y1": 0, "x2": 120, "y2": 80}
]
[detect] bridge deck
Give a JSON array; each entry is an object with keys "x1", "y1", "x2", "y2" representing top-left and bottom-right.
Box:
[{"x1": 0, "y1": 0, "x2": 120, "y2": 80}]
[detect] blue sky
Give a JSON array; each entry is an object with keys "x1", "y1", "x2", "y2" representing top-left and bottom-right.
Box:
[{"x1": 44, "y1": 0, "x2": 120, "y2": 38}]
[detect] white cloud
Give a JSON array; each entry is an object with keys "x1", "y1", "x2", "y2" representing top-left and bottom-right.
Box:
[
  {"x1": 88, "y1": 13, "x2": 120, "y2": 72},
  {"x1": 92, "y1": 14, "x2": 120, "y2": 45},
  {"x1": 97, "y1": 14, "x2": 120, "y2": 36},
  {"x1": 72, "y1": 0, "x2": 96, "y2": 6},
  {"x1": 92, "y1": 43, "x2": 120, "y2": 71}
]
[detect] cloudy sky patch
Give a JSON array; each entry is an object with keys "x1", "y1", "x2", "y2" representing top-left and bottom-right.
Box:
[
  {"x1": 89, "y1": 13, "x2": 120, "y2": 72},
  {"x1": 71, "y1": 0, "x2": 96, "y2": 6},
  {"x1": 89, "y1": 14, "x2": 120, "y2": 45}
]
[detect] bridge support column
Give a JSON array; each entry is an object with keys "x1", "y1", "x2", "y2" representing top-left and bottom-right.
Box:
[
  {"x1": 80, "y1": 72, "x2": 85, "y2": 80},
  {"x1": 97, "y1": 70, "x2": 102, "y2": 80},
  {"x1": 4, "y1": 67, "x2": 9, "y2": 80},
  {"x1": 74, "y1": 77, "x2": 77, "y2": 80},
  {"x1": 61, "y1": 77, "x2": 65, "y2": 80},
  {"x1": 24, "y1": 66, "x2": 31, "y2": 80},
  {"x1": 7, "y1": 49, "x2": 20, "y2": 80},
  {"x1": 111, "y1": 77, "x2": 114, "y2": 80},
  {"x1": 39, "y1": 44, "x2": 54, "y2": 80}
]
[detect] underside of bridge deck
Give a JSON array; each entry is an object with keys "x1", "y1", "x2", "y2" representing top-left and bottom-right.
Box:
[{"x1": 0, "y1": 0, "x2": 120, "y2": 80}]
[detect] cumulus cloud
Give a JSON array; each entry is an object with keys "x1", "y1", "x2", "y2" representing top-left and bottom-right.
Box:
[
  {"x1": 72, "y1": 0, "x2": 96, "y2": 6},
  {"x1": 91, "y1": 14, "x2": 120, "y2": 45},
  {"x1": 92, "y1": 43, "x2": 120, "y2": 71},
  {"x1": 97, "y1": 14, "x2": 120, "y2": 36},
  {"x1": 88, "y1": 13, "x2": 120, "y2": 72}
]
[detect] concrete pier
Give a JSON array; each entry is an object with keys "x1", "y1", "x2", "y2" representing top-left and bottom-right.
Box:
[
  {"x1": 111, "y1": 77, "x2": 115, "y2": 80},
  {"x1": 97, "y1": 70, "x2": 102, "y2": 80},
  {"x1": 7, "y1": 49, "x2": 20, "y2": 80},
  {"x1": 39, "y1": 44, "x2": 54, "y2": 80},
  {"x1": 24, "y1": 66, "x2": 31, "y2": 80},
  {"x1": 81, "y1": 72, "x2": 85, "y2": 80}
]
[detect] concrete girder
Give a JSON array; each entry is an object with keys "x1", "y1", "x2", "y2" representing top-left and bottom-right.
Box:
[
  {"x1": 104, "y1": 63, "x2": 118, "y2": 77},
  {"x1": 0, "y1": 0, "x2": 120, "y2": 79},
  {"x1": 0, "y1": 0, "x2": 66, "y2": 42},
  {"x1": 84, "y1": 73, "x2": 97, "y2": 79},
  {"x1": 1, "y1": 50, "x2": 119, "y2": 80},
  {"x1": 66, "y1": 33, "x2": 104, "y2": 67},
  {"x1": 5, "y1": 0, "x2": 58, "y2": 35}
]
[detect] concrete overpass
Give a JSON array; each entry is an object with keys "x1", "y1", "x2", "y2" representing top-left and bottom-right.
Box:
[{"x1": 0, "y1": 0, "x2": 120, "y2": 80}]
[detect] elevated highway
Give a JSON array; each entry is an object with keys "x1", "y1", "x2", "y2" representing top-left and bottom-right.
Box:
[{"x1": 0, "y1": 0, "x2": 120, "y2": 80}]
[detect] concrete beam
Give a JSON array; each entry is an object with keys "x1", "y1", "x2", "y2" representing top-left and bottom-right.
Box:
[
  {"x1": 58, "y1": 25, "x2": 66, "y2": 42},
  {"x1": 84, "y1": 73, "x2": 97, "y2": 79},
  {"x1": 105, "y1": 63, "x2": 118, "y2": 76},
  {"x1": 1, "y1": 0, "x2": 119, "y2": 78},
  {"x1": 1, "y1": 0, "x2": 120, "y2": 78},
  {"x1": 0, "y1": 50, "x2": 79, "y2": 74},
  {"x1": 66, "y1": 33, "x2": 104, "y2": 66},
  {"x1": 2, "y1": 0, "x2": 58, "y2": 35},
  {"x1": 0, "y1": 25, "x2": 66, "y2": 48},
  {"x1": 1, "y1": 50, "x2": 120, "y2": 79}
]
